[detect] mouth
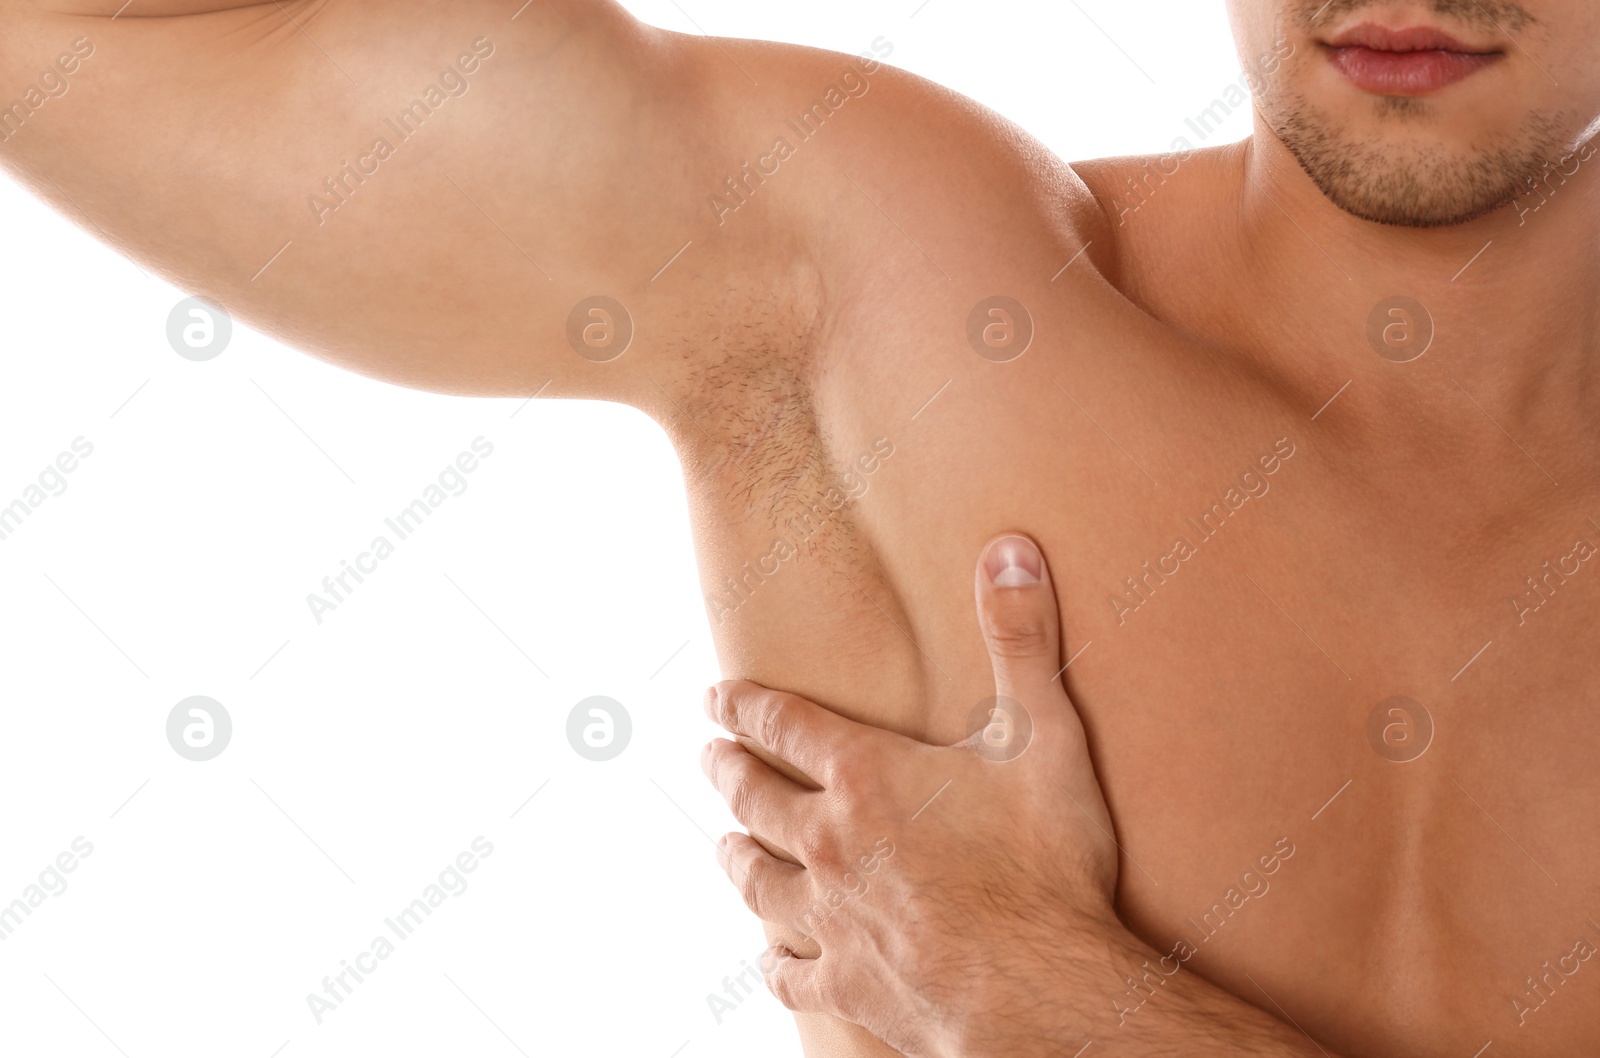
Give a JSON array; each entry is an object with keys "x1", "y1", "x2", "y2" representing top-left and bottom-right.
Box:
[{"x1": 1320, "y1": 23, "x2": 1505, "y2": 96}]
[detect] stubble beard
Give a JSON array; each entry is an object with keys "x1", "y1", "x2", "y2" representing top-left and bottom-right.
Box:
[{"x1": 1263, "y1": 87, "x2": 1568, "y2": 228}]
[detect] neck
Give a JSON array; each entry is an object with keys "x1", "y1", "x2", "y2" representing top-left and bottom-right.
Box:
[{"x1": 1231, "y1": 118, "x2": 1600, "y2": 429}]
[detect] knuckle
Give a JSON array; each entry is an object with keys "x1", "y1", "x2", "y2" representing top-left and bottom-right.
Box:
[
  {"x1": 798, "y1": 826, "x2": 841, "y2": 871},
  {"x1": 714, "y1": 680, "x2": 747, "y2": 730},
  {"x1": 765, "y1": 967, "x2": 796, "y2": 1009},
  {"x1": 748, "y1": 688, "x2": 800, "y2": 755},
  {"x1": 764, "y1": 953, "x2": 814, "y2": 1013},
  {"x1": 984, "y1": 603, "x2": 1052, "y2": 658},
  {"x1": 725, "y1": 772, "x2": 757, "y2": 823},
  {"x1": 819, "y1": 785, "x2": 860, "y2": 830},
  {"x1": 828, "y1": 755, "x2": 874, "y2": 803},
  {"x1": 754, "y1": 692, "x2": 791, "y2": 750}
]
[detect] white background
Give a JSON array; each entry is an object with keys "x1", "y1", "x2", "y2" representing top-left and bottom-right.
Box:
[{"x1": 0, "y1": 2, "x2": 1247, "y2": 1055}]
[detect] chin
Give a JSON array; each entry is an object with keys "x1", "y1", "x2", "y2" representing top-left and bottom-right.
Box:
[
  {"x1": 1268, "y1": 94, "x2": 1576, "y2": 228},
  {"x1": 1303, "y1": 163, "x2": 1525, "y2": 228}
]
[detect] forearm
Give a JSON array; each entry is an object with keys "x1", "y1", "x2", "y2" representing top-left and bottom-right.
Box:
[{"x1": 957, "y1": 923, "x2": 1338, "y2": 1058}]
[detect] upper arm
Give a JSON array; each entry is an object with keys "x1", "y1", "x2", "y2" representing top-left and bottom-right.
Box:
[{"x1": 0, "y1": 0, "x2": 828, "y2": 402}]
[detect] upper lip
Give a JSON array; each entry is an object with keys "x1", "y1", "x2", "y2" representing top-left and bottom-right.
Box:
[{"x1": 1324, "y1": 23, "x2": 1500, "y2": 54}]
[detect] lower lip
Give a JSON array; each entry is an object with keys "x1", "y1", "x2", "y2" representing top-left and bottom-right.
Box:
[{"x1": 1325, "y1": 46, "x2": 1501, "y2": 95}]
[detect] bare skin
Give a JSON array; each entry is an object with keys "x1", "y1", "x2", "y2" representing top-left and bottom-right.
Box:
[
  {"x1": 2, "y1": 1, "x2": 1598, "y2": 1056},
  {"x1": 704, "y1": 533, "x2": 1337, "y2": 1057}
]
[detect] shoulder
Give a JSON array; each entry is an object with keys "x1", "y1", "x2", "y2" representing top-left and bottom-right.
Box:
[
  {"x1": 778, "y1": 51, "x2": 1113, "y2": 279},
  {"x1": 624, "y1": 37, "x2": 1126, "y2": 442}
]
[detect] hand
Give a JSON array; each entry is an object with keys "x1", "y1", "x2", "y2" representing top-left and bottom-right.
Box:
[{"x1": 701, "y1": 533, "x2": 1129, "y2": 1058}]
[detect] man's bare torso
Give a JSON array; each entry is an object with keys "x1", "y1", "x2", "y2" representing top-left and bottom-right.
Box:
[
  {"x1": 665, "y1": 133, "x2": 1600, "y2": 1058},
  {"x1": 3, "y1": 3, "x2": 1596, "y2": 1055}
]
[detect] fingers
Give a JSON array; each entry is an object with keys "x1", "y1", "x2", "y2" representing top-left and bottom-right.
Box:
[
  {"x1": 706, "y1": 680, "x2": 881, "y2": 786},
  {"x1": 973, "y1": 533, "x2": 1066, "y2": 710},
  {"x1": 702, "y1": 737, "x2": 816, "y2": 854},
  {"x1": 761, "y1": 946, "x2": 830, "y2": 1016},
  {"x1": 716, "y1": 832, "x2": 812, "y2": 925},
  {"x1": 760, "y1": 948, "x2": 879, "y2": 1036}
]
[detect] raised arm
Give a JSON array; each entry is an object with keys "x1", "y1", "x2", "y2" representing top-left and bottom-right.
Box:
[{"x1": 0, "y1": 0, "x2": 846, "y2": 401}]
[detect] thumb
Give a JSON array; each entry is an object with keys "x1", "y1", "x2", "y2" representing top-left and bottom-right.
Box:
[{"x1": 972, "y1": 533, "x2": 1065, "y2": 722}]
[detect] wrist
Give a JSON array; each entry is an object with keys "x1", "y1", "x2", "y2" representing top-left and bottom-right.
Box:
[{"x1": 949, "y1": 907, "x2": 1141, "y2": 1058}]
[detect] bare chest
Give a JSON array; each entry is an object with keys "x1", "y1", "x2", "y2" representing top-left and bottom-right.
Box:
[{"x1": 679, "y1": 311, "x2": 1600, "y2": 1055}]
